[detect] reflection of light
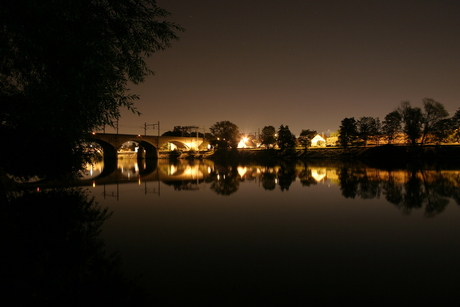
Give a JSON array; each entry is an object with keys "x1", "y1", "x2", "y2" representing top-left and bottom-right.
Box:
[
  {"x1": 36, "y1": 187, "x2": 40, "y2": 192},
  {"x1": 81, "y1": 161, "x2": 104, "y2": 179},
  {"x1": 311, "y1": 168, "x2": 327, "y2": 181},
  {"x1": 217, "y1": 174, "x2": 220, "y2": 180},
  {"x1": 275, "y1": 178, "x2": 278, "y2": 184},
  {"x1": 92, "y1": 180, "x2": 96, "y2": 188},
  {"x1": 183, "y1": 165, "x2": 203, "y2": 178},
  {"x1": 138, "y1": 178, "x2": 141, "y2": 185},
  {"x1": 237, "y1": 166, "x2": 247, "y2": 178}
]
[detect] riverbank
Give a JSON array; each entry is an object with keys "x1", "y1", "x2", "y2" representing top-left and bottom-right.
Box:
[{"x1": 205, "y1": 145, "x2": 460, "y2": 165}]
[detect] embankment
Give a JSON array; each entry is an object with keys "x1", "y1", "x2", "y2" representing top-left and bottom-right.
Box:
[{"x1": 206, "y1": 145, "x2": 460, "y2": 165}]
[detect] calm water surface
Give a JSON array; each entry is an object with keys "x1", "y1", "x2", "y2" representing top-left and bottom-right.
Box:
[{"x1": 84, "y1": 158, "x2": 460, "y2": 305}]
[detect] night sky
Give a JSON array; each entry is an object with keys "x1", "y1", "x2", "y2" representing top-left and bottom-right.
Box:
[{"x1": 117, "y1": 0, "x2": 460, "y2": 136}]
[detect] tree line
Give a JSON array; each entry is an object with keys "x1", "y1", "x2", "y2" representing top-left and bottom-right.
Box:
[
  {"x1": 206, "y1": 98, "x2": 459, "y2": 151},
  {"x1": 339, "y1": 98, "x2": 460, "y2": 147}
]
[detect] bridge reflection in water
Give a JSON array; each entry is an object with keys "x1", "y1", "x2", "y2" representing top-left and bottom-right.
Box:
[{"x1": 80, "y1": 158, "x2": 214, "y2": 187}]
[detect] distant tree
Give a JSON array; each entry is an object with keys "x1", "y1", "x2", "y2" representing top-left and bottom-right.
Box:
[
  {"x1": 259, "y1": 125, "x2": 277, "y2": 149},
  {"x1": 162, "y1": 127, "x2": 183, "y2": 137},
  {"x1": 452, "y1": 108, "x2": 460, "y2": 142},
  {"x1": 431, "y1": 107, "x2": 460, "y2": 143},
  {"x1": 357, "y1": 117, "x2": 380, "y2": 146},
  {"x1": 338, "y1": 117, "x2": 358, "y2": 147},
  {"x1": 0, "y1": 0, "x2": 183, "y2": 179},
  {"x1": 398, "y1": 101, "x2": 423, "y2": 146},
  {"x1": 330, "y1": 130, "x2": 340, "y2": 138},
  {"x1": 371, "y1": 117, "x2": 383, "y2": 145},
  {"x1": 420, "y1": 98, "x2": 449, "y2": 144},
  {"x1": 432, "y1": 118, "x2": 453, "y2": 144},
  {"x1": 209, "y1": 120, "x2": 240, "y2": 150},
  {"x1": 382, "y1": 110, "x2": 402, "y2": 144},
  {"x1": 277, "y1": 125, "x2": 296, "y2": 151},
  {"x1": 298, "y1": 129, "x2": 317, "y2": 150}
]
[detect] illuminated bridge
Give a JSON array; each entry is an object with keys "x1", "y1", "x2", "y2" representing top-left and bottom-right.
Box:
[{"x1": 86, "y1": 133, "x2": 204, "y2": 159}]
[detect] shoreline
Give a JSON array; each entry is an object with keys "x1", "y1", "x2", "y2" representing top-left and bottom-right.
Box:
[{"x1": 201, "y1": 144, "x2": 460, "y2": 167}]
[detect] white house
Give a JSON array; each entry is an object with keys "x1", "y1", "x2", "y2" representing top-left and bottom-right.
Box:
[{"x1": 311, "y1": 134, "x2": 327, "y2": 147}]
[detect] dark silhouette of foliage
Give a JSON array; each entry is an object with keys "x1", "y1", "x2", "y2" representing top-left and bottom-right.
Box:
[
  {"x1": 209, "y1": 121, "x2": 240, "y2": 150},
  {"x1": 261, "y1": 171, "x2": 277, "y2": 190},
  {"x1": 420, "y1": 98, "x2": 449, "y2": 144},
  {"x1": 260, "y1": 125, "x2": 277, "y2": 149},
  {"x1": 277, "y1": 125, "x2": 296, "y2": 151},
  {"x1": 338, "y1": 167, "x2": 359, "y2": 198},
  {"x1": 298, "y1": 167, "x2": 318, "y2": 187},
  {"x1": 209, "y1": 165, "x2": 240, "y2": 195},
  {"x1": 398, "y1": 101, "x2": 423, "y2": 146},
  {"x1": 357, "y1": 117, "x2": 380, "y2": 146},
  {"x1": 298, "y1": 129, "x2": 317, "y2": 150},
  {"x1": 432, "y1": 118, "x2": 454, "y2": 143},
  {"x1": 0, "y1": 0, "x2": 183, "y2": 179},
  {"x1": 2, "y1": 188, "x2": 147, "y2": 305},
  {"x1": 382, "y1": 110, "x2": 402, "y2": 144},
  {"x1": 452, "y1": 108, "x2": 460, "y2": 142},
  {"x1": 338, "y1": 117, "x2": 358, "y2": 147},
  {"x1": 277, "y1": 161, "x2": 297, "y2": 191}
]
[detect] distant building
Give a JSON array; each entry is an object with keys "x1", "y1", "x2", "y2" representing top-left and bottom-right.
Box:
[
  {"x1": 326, "y1": 136, "x2": 338, "y2": 146},
  {"x1": 311, "y1": 134, "x2": 327, "y2": 147}
]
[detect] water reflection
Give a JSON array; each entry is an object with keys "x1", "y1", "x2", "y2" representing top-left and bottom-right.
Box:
[
  {"x1": 2, "y1": 187, "x2": 147, "y2": 305},
  {"x1": 337, "y1": 165, "x2": 460, "y2": 216},
  {"x1": 81, "y1": 159, "x2": 460, "y2": 217}
]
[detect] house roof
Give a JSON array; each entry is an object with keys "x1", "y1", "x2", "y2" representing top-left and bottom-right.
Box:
[{"x1": 312, "y1": 134, "x2": 326, "y2": 141}]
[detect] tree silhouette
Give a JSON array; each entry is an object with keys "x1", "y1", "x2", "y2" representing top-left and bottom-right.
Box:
[
  {"x1": 1, "y1": 0, "x2": 183, "y2": 179},
  {"x1": 357, "y1": 117, "x2": 380, "y2": 146},
  {"x1": 339, "y1": 117, "x2": 358, "y2": 147},
  {"x1": 420, "y1": 98, "x2": 449, "y2": 144},
  {"x1": 277, "y1": 125, "x2": 296, "y2": 151},
  {"x1": 382, "y1": 110, "x2": 402, "y2": 144},
  {"x1": 260, "y1": 125, "x2": 277, "y2": 149},
  {"x1": 398, "y1": 101, "x2": 423, "y2": 146},
  {"x1": 298, "y1": 129, "x2": 317, "y2": 150},
  {"x1": 209, "y1": 121, "x2": 240, "y2": 150}
]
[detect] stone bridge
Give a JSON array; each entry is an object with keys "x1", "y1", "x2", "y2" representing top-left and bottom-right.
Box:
[{"x1": 86, "y1": 133, "x2": 204, "y2": 159}]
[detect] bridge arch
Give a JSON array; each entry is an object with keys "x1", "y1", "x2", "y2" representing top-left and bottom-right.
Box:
[
  {"x1": 136, "y1": 140, "x2": 158, "y2": 159},
  {"x1": 89, "y1": 138, "x2": 117, "y2": 160},
  {"x1": 160, "y1": 140, "x2": 191, "y2": 151}
]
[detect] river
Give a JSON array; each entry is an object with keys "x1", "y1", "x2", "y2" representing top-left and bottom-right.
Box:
[{"x1": 79, "y1": 158, "x2": 460, "y2": 305}]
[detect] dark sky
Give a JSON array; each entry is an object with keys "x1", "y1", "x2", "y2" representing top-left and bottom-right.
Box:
[{"x1": 117, "y1": 0, "x2": 460, "y2": 136}]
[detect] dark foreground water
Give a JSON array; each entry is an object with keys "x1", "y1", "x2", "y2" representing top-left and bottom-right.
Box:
[
  {"x1": 4, "y1": 158, "x2": 460, "y2": 306},
  {"x1": 85, "y1": 159, "x2": 460, "y2": 306}
]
